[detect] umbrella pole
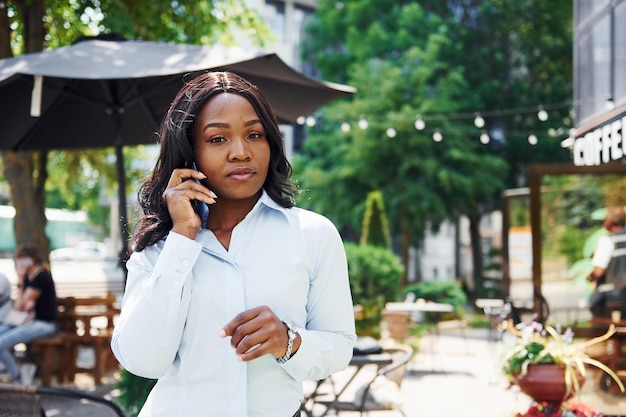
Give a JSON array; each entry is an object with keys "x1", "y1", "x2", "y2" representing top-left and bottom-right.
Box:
[{"x1": 115, "y1": 144, "x2": 130, "y2": 282}]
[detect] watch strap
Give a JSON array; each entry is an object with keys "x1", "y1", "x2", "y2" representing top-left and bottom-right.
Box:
[{"x1": 276, "y1": 320, "x2": 298, "y2": 364}]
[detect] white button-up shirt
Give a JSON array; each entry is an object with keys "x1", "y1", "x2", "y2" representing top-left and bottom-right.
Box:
[{"x1": 112, "y1": 192, "x2": 356, "y2": 417}]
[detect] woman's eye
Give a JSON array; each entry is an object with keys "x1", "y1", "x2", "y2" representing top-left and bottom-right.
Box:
[
  {"x1": 248, "y1": 132, "x2": 266, "y2": 140},
  {"x1": 208, "y1": 136, "x2": 226, "y2": 143}
]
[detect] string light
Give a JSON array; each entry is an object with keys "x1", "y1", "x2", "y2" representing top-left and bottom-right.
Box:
[
  {"x1": 414, "y1": 116, "x2": 425, "y2": 131},
  {"x1": 473, "y1": 113, "x2": 485, "y2": 128},
  {"x1": 293, "y1": 98, "x2": 594, "y2": 146},
  {"x1": 561, "y1": 137, "x2": 574, "y2": 148},
  {"x1": 605, "y1": 95, "x2": 615, "y2": 110},
  {"x1": 537, "y1": 106, "x2": 549, "y2": 121}
]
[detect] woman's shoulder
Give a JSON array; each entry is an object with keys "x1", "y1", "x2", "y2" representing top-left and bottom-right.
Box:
[{"x1": 282, "y1": 206, "x2": 340, "y2": 234}]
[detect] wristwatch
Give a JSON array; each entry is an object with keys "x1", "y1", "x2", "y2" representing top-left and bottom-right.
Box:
[{"x1": 276, "y1": 320, "x2": 298, "y2": 364}]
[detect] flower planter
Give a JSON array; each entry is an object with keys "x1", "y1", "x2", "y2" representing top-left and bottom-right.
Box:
[{"x1": 514, "y1": 364, "x2": 585, "y2": 404}]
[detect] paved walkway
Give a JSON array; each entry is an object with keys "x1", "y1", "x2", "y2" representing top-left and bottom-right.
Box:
[{"x1": 30, "y1": 327, "x2": 626, "y2": 416}]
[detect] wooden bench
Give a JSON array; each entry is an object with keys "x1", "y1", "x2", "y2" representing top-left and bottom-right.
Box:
[{"x1": 28, "y1": 292, "x2": 120, "y2": 386}]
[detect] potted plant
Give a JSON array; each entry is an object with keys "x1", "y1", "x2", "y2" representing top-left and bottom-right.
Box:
[{"x1": 501, "y1": 321, "x2": 624, "y2": 408}]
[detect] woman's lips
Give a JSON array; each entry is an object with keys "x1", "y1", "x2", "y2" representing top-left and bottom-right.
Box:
[{"x1": 228, "y1": 167, "x2": 256, "y2": 181}]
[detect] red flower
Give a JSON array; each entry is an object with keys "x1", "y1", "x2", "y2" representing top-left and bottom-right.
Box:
[{"x1": 515, "y1": 402, "x2": 604, "y2": 417}]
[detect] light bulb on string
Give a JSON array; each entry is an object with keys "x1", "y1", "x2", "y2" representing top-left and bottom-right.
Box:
[
  {"x1": 473, "y1": 113, "x2": 485, "y2": 128},
  {"x1": 296, "y1": 116, "x2": 306, "y2": 125},
  {"x1": 528, "y1": 134, "x2": 538, "y2": 145},
  {"x1": 306, "y1": 116, "x2": 316, "y2": 127},
  {"x1": 605, "y1": 96, "x2": 615, "y2": 110},
  {"x1": 386, "y1": 127, "x2": 397, "y2": 138},
  {"x1": 341, "y1": 122, "x2": 351, "y2": 133},
  {"x1": 414, "y1": 116, "x2": 425, "y2": 131},
  {"x1": 479, "y1": 131, "x2": 490, "y2": 144},
  {"x1": 537, "y1": 106, "x2": 548, "y2": 121},
  {"x1": 561, "y1": 137, "x2": 574, "y2": 148},
  {"x1": 358, "y1": 116, "x2": 368, "y2": 130},
  {"x1": 433, "y1": 130, "x2": 443, "y2": 142}
]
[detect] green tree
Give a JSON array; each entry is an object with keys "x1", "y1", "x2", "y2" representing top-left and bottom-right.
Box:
[
  {"x1": 360, "y1": 190, "x2": 391, "y2": 248},
  {"x1": 295, "y1": 0, "x2": 572, "y2": 290},
  {"x1": 1, "y1": 0, "x2": 271, "y2": 259},
  {"x1": 295, "y1": 2, "x2": 507, "y2": 288}
]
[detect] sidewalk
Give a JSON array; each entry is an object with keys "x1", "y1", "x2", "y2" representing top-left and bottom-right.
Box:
[
  {"x1": 36, "y1": 327, "x2": 626, "y2": 416},
  {"x1": 400, "y1": 328, "x2": 625, "y2": 417},
  {"x1": 304, "y1": 327, "x2": 626, "y2": 417}
]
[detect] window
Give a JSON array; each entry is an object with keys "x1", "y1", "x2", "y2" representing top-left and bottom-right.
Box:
[
  {"x1": 292, "y1": 3, "x2": 316, "y2": 77},
  {"x1": 615, "y1": 2, "x2": 626, "y2": 104},
  {"x1": 265, "y1": 0, "x2": 286, "y2": 42},
  {"x1": 575, "y1": 13, "x2": 611, "y2": 125},
  {"x1": 575, "y1": 0, "x2": 609, "y2": 25}
]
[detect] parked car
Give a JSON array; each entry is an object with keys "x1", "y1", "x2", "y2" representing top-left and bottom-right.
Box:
[{"x1": 50, "y1": 241, "x2": 109, "y2": 261}]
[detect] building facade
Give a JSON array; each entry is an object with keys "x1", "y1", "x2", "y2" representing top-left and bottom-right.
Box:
[{"x1": 572, "y1": 0, "x2": 626, "y2": 166}]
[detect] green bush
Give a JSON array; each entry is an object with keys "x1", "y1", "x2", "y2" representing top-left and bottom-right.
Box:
[
  {"x1": 402, "y1": 280, "x2": 467, "y2": 320},
  {"x1": 114, "y1": 369, "x2": 157, "y2": 417},
  {"x1": 345, "y1": 242, "x2": 404, "y2": 334}
]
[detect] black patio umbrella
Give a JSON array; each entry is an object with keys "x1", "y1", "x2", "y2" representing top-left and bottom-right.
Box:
[{"x1": 0, "y1": 36, "x2": 355, "y2": 267}]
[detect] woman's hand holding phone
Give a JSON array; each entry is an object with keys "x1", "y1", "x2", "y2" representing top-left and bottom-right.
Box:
[{"x1": 163, "y1": 168, "x2": 217, "y2": 240}]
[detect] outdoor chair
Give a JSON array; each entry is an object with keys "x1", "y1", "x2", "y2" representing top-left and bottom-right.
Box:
[
  {"x1": 318, "y1": 343, "x2": 414, "y2": 417},
  {"x1": 0, "y1": 382, "x2": 125, "y2": 417}
]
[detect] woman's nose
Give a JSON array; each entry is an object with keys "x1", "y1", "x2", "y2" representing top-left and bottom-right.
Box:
[{"x1": 229, "y1": 138, "x2": 251, "y2": 161}]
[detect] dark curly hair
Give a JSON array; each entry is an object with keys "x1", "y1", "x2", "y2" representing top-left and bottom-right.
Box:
[{"x1": 133, "y1": 71, "x2": 296, "y2": 252}]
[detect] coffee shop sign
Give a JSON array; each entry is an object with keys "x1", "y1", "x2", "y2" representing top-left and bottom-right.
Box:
[{"x1": 573, "y1": 113, "x2": 625, "y2": 166}]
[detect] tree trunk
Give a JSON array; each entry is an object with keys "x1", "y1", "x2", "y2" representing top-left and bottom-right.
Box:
[
  {"x1": 0, "y1": 2, "x2": 12, "y2": 57},
  {"x1": 468, "y1": 213, "x2": 483, "y2": 299},
  {"x1": 399, "y1": 221, "x2": 410, "y2": 291},
  {"x1": 0, "y1": 0, "x2": 50, "y2": 260},
  {"x1": 2, "y1": 152, "x2": 50, "y2": 260}
]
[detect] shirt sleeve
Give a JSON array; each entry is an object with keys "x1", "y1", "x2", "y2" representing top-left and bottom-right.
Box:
[
  {"x1": 111, "y1": 232, "x2": 202, "y2": 378},
  {"x1": 592, "y1": 235, "x2": 614, "y2": 269},
  {"x1": 279, "y1": 217, "x2": 357, "y2": 381}
]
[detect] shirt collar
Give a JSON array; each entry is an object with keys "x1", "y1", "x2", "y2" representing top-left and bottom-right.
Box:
[{"x1": 257, "y1": 189, "x2": 291, "y2": 225}]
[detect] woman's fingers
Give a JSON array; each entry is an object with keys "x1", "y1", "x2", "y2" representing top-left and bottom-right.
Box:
[
  {"x1": 219, "y1": 306, "x2": 288, "y2": 361},
  {"x1": 163, "y1": 169, "x2": 217, "y2": 236}
]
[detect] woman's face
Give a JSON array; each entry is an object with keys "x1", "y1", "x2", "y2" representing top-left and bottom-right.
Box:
[
  {"x1": 192, "y1": 93, "x2": 270, "y2": 203},
  {"x1": 15, "y1": 256, "x2": 34, "y2": 276}
]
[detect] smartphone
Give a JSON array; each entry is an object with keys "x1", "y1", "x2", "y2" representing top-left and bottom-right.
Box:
[{"x1": 190, "y1": 162, "x2": 209, "y2": 226}]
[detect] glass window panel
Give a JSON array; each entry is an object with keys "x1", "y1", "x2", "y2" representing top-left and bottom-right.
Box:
[
  {"x1": 265, "y1": 0, "x2": 286, "y2": 42},
  {"x1": 575, "y1": 13, "x2": 611, "y2": 125},
  {"x1": 615, "y1": 2, "x2": 626, "y2": 102},
  {"x1": 576, "y1": 30, "x2": 594, "y2": 123},
  {"x1": 292, "y1": 4, "x2": 316, "y2": 77},
  {"x1": 591, "y1": 14, "x2": 611, "y2": 114}
]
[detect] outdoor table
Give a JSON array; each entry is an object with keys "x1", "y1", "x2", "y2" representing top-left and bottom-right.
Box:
[
  {"x1": 475, "y1": 298, "x2": 505, "y2": 341},
  {"x1": 301, "y1": 351, "x2": 393, "y2": 417},
  {"x1": 384, "y1": 300, "x2": 454, "y2": 313}
]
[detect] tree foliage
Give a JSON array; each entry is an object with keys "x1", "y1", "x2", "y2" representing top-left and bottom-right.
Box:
[
  {"x1": 295, "y1": 0, "x2": 573, "y2": 289},
  {"x1": 360, "y1": 190, "x2": 391, "y2": 249},
  {"x1": 1, "y1": 0, "x2": 271, "y2": 258}
]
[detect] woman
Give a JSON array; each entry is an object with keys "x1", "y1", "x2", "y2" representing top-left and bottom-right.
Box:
[
  {"x1": 112, "y1": 71, "x2": 356, "y2": 417},
  {"x1": 0, "y1": 245, "x2": 58, "y2": 382}
]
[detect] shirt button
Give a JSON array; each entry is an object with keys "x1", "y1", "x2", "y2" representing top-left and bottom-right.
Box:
[{"x1": 182, "y1": 259, "x2": 190, "y2": 267}]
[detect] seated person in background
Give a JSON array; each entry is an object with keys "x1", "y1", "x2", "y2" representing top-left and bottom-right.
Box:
[
  {"x1": 0, "y1": 272, "x2": 11, "y2": 323},
  {"x1": 588, "y1": 206, "x2": 626, "y2": 318},
  {"x1": 0, "y1": 244, "x2": 58, "y2": 382}
]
